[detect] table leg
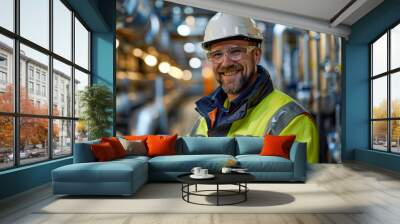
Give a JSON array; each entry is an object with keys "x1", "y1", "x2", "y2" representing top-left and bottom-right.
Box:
[
  {"x1": 245, "y1": 183, "x2": 247, "y2": 201},
  {"x1": 217, "y1": 184, "x2": 219, "y2": 206}
]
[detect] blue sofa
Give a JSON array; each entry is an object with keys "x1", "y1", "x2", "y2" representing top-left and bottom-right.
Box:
[{"x1": 52, "y1": 137, "x2": 307, "y2": 196}]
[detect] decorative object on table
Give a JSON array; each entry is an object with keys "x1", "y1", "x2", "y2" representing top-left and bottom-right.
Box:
[
  {"x1": 222, "y1": 167, "x2": 248, "y2": 174},
  {"x1": 190, "y1": 167, "x2": 213, "y2": 179},
  {"x1": 79, "y1": 84, "x2": 113, "y2": 140},
  {"x1": 221, "y1": 167, "x2": 232, "y2": 173},
  {"x1": 191, "y1": 167, "x2": 202, "y2": 176},
  {"x1": 189, "y1": 173, "x2": 215, "y2": 179}
]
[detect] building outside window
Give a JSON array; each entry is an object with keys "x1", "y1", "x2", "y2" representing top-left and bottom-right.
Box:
[
  {"x1": 35, "y1": 70, "x2": 40, "y2": 81},
  {"x1": 370, "y1": 23, "x2": 400, "y2": 154},
  {"x1": 0, "y1": 0, "x2": 92, "y2": 170},
  {"x1": 0, "y1": 54, "x2": 7, "y2": 88},
  {"x1": 0, "y1": 71, "x2": 6, "y2": 84},
  {"x1": 41, "y1": 73, "x2": 46, "y2": 83},
  {"x1": 41, "y1": 85, "x2": 46, "y2": 97},
  {"x1": 28, "y1": 66, "x2": 34, "y2": 80},
  {"x1": 28, "y1": 81, "x2": 34, "y2": 94}
]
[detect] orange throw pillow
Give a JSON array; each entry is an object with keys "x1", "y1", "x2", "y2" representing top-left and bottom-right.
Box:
[
  {"x1": 260, "y1": 135, "x2": 296, "y2": 159},
  {"x1": 101, "y1": 137, "x2": 126, "y2": 158},
  {"x1": 91, "y1": 142, "x2": 117, "y2": 161},
  {"x1": 146, "y1": 135, "x2": 177, "y2": 157}
]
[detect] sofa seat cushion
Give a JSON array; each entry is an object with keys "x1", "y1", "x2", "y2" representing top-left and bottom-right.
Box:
[
  {"x1": 149, "y1": 154, "x2": 235, "y2": 172},
  {"x1": 116, "y1": 155, "x2": 150, "y2": 162},
  {"x1": 236, "y1": 155, "x2": 293, "y2": 172},
  {"x1": 53, "y1": 159, "x2": 147, "y2": 183}
]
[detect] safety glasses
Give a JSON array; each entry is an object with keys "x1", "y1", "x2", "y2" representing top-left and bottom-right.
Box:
[{"x1": 206, "y1": 46, "x2": 257, "y2": 63}]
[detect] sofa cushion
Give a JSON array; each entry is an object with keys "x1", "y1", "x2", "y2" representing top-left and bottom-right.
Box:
[
  {"x1": 235, "y1": 137, "x2": 263, "y2": 155},
  {"x1": 101, "y1": 137, "x2": 127, "y2": 158},
  {"x1": 124, "y1": 135, "x2": 149, "y2": 141},
  {"x1": 91, "y1": 142, "x2": 118, "y2": 161},
  {"x1": 236, "y1": 155, "x2": 293, "y2": 172},
  {"x1": 52, "y1": 159, "x2": 147, "y2": 183},
  {"x1": 119, "y1": 138, "x2": 147, "y2": 156},
  {"x1": 148, "y1": 154, "x2": 235, "y2": 172},
  {"x1": 260, "y1": 135, "x2": 296, "y2": 159},
  {"x1": 73, "y1": 139, "x2": 100, "y2": 163},
  {"x1": 177, "y1": 137, "x2": 235, "y2": 155},
  {"x1": 147, "y1": 135, "x2": 177, "y2": 157}
]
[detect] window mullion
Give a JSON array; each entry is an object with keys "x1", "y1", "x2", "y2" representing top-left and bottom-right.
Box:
[
  {"x1": 71, "y1": 11, "x2": 76, "y2": 154},
  {"x1": 48, "y1": 0, "x2": 53, "y2": 160},
  {"x1": 388, "y1": 29, "x2": 391, "y2": 152},
  {"x1": 13, "y1": 0, "x2": 20, "y2": 167},
  {"x1": 370, "y1": 45, "x2": 374, "y2": 149}
]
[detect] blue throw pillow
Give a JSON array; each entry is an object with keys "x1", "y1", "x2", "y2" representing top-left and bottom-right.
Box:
[
  {"x1": 235, "y1": 136, "x2": 264, "y2": 155},
  {"x1": 177, "y1": 137, "x2": 235, "y2": 155}
]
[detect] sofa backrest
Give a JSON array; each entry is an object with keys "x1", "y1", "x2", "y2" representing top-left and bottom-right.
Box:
[
  {"x1": 176, "y1": 137, "x2": 236, "y2": 155},
  {"x1": 235, "y1": 136, "x2": 264, "y2": 155},
  {"x1": 73, "y1": 139, "x2": 100, "y2": 163}
]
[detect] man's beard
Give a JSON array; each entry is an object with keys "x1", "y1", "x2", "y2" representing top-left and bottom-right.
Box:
[{"x1": 216, "y1": 64, "x2": 252, "y2": 95}]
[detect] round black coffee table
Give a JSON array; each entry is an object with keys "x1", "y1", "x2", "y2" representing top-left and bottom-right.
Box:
[{"x1": 177, "y1": 173, "x2": 255, "y2": 206}]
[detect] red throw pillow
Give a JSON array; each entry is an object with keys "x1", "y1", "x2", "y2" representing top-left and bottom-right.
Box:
[
  {"x1": 146, "y1": 135, "x2": 177, "y2": 157},
  {"x1": 91, "y1": 142, "x2": 117, "y2": 161},
  {"x1": 260, "y1": 135, "x2": 296, "y2": 159},
  {"x1": 101, "y1": 137, "x2": 126, "y2": 158}
]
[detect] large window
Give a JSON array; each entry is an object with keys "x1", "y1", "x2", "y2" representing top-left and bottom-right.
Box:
[
  {"x1": 370, "y1": 23, "x2": 400, "y2": 154},
  {"x1": 0, "y1": 0, "x2": 91, "y2": 171}
]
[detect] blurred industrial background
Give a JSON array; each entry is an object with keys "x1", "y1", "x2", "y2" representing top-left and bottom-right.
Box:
[{"x1": 115, "y1": 0, "x2": 342, "y2": 163}]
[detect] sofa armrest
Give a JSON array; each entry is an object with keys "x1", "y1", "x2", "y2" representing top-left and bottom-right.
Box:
[
  {"x1": 289, "y1": 142, "x2": 307, "y2": 181},
  {"x1": 73, "y1": 141, "x2": 99, "y2": 163}
]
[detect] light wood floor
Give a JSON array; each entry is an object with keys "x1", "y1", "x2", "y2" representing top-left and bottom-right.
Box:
[{"x1": 1, "y1": 162, "x2": 400, "y2": 224}]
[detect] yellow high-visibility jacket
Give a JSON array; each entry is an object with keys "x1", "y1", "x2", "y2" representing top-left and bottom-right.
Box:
[{"x1": 194, "y1": 89, "x2": 319, "y2": 163}]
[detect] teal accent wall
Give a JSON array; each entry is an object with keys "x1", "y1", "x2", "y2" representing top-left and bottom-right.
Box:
[
  {"x1": 91, "y1": 0, "x2": 116, "y2": 136},
  {"x1": 344, "y1": 0, "x2": 400, "y2": 171},
  {"x1": 0, "y1": 158, "x2": 72, "y2": 199},
  {"x1": 0, "y1": 0, "x2": 116, "y2": 200}
]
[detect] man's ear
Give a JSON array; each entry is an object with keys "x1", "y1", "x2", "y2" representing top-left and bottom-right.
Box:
[{"x1": 253, "y1": 48, "x2": 262, "y2": 64}]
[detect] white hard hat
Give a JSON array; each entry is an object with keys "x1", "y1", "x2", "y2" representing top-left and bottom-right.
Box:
[{"x1": 202, "y1": 13, "x2": 263, "y2": 50}]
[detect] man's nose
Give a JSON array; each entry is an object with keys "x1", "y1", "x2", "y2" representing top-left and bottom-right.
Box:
[{"x1": 219, "y1": 53, "x2": 234, "y2": 67}]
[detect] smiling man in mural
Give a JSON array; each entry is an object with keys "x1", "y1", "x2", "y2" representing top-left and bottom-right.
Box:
[{"x1": 191, "y1": 13, "x2": 319, "y2": 163}]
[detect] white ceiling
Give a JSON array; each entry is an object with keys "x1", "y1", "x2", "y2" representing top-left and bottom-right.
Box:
[{"x1": 166, "y1": 0, "x2": 384, "y2": 38}]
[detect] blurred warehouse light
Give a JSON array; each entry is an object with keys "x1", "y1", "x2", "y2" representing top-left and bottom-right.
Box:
[
  {"x1": 183, "y1": 42, "x2": 195, "y2": 53},
  {"x1": 189, "y1": 57, "x2": 202, "y2": 68},
  {"x1": 132, "y1": 48, "x2": 143, "y2": 57},
  {"x1": 172, "y1": 6, "x2": 181, "y2": 14},
  {"x1": 177, "y1": 24, "x2": 191, "y2": 36},
  {"x1": 158, "y1": 62, "x2": 171, "y2": 73},
  {"x1": 169, "y1": 66, "x2": 183, "y2": 79},
  {"x1": 144, "y1": 55, "x2": 158, "y2": 66},
  {"x1": 184, "y1": 6, "x2": 194, "y2": 14},
  {"x1": 185, "y1": 16, "x2": 195, "y2": 26},
  {"x1": 182, "y1": 70, "x2": 192, "y2": 80}
]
